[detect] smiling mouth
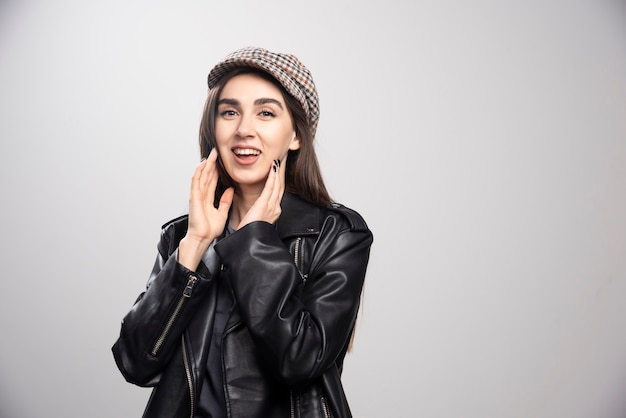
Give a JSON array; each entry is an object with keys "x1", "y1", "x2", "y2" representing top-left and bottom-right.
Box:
[{"x1": 233, "y1": 148, "x2": 261, "y2": 156}]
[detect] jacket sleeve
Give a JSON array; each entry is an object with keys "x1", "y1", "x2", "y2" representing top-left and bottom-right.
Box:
[
  {"x1": 214, "y1": 212, "x2": 373, "y2": 386},
  {"x1": 112, "y1": 226, "x2": 215, "y2": 387}
]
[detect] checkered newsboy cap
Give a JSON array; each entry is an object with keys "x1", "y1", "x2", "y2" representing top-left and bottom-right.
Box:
[{"x1": 207, "y1": 46, "x2": 320, "y2": 135}]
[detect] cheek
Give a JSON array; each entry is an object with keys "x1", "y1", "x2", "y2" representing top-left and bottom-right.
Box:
[
  {"x1": 214, "y1": 124, "x2": 232, "y2": 147},
  {"x1": 269, "y1": 124, "x2": 297, "y2": 150}
]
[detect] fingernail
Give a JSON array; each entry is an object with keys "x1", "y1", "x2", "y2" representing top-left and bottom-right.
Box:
[{"x1": 272, "y1": 163, "x2": 277, "y2": 172}]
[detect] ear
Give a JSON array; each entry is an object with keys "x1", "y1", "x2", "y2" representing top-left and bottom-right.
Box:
[{"x1": 288, "y1": 133, "x2": 301, "y2": 151}]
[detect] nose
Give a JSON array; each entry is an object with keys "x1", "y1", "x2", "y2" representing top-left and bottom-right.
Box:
[{"x1": 236, "y1": 114, "x2": 255, "y2": 138}]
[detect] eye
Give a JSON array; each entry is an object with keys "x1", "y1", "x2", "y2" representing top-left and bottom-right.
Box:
[
  {"x1": 259, "y1": 109, "x2": 275, "y2": 118},
  {"x1": 219, "y1": 109, "x2": 238, "y2": 118}
]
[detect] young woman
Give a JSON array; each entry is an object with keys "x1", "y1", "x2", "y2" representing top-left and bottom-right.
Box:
[{"x1": 113, "y1": 46, "x2": 373, "y2": 418}]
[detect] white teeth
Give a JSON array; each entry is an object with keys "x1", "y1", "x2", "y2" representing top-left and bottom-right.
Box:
[{"x1": 234, "y1": 148, "x2": 260, "y2": 156}]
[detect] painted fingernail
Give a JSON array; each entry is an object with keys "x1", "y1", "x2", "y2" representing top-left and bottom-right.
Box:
[{"x1": 272, "y1": 163, "x2": 277, "y2": 172}]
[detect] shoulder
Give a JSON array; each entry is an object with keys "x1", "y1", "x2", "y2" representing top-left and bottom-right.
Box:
[
  {"x1": 161, "y1": 214, "x2": 189, "y2": 233},
  {"x1": 159, "y1": 215, "x2": 189, "y2": 252},
  {"x1": 324, "y1": 202, "x2": 371, "y2": 233},
  {"x1": 278, "y1": 193, "x2": 371, "y2": 237}
]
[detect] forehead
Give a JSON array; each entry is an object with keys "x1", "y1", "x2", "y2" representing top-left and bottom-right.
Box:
[{"x1": 219, "y1": 72, "x2": 285, "y2": 101}]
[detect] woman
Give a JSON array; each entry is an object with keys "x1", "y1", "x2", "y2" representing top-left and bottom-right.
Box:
[{"x1": 113, "y1": 46, "x2": 373, "y2": 418}]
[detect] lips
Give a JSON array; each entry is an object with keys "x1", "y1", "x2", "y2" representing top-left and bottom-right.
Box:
[
  {"x1": 232, "y1": 147, "x2": 261, "y2": 165},
  {"x1": 233, "y1": 147, "x2": 261, "y2": 156}
]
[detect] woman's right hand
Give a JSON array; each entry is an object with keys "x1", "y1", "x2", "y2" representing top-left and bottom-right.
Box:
[{"x1": 178, "y1": 148, "x2": 234, "y2": 271}]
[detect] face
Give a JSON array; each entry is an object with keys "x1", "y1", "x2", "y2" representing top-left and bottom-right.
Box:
[{"x1": 215, "y1": 73, "x2": 300, "y2": 193}]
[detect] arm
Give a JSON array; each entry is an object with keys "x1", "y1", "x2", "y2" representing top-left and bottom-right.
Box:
[
  {"x1": 215, "y1": 214, "x2": 373, "y2": 386},
  {"x1": 112, "y1": 223, "x2": 215, "y2": 387},
  {"x1": 113, "y1": 149, "x2": 233, "y2": 386}
]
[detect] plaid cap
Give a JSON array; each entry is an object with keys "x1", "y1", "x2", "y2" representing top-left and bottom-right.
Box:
[{"x1": 207, "y1": 46, "x2": 320, "y2": 135}]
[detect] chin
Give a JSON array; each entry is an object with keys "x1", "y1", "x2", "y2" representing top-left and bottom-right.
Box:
[{"x1": 230, "y1": 174, "x2": 266, "y2": 189}]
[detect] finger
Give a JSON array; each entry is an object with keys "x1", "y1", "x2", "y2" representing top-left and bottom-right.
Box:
[
  {"x1": 255, "y1": 160, "x2": 281, "y2": 225},
  {"x1": 268, "y1": 160, "x2": 280, "y2": 203},
  {"x1": 256, "y1": 160, "x2": 276, "y2": 202},
  {"x1": 190, "y1": 158, "x2": 208, "y2": 199},
  {"x1": 269, "y1": 158, "x2": 284, "y2": 207},
  {"x1": 277, "y1": 155, "x2": 286, "y2": 198},
  {"x1": 198, "y1": 149, "x2": 220, "y2": 210},
  {"x1": 265, "y1": 159, "x2": 280, "y2": 204},
  {"x1": 250, "y1": 161, "x2": 277, "y2": 220},
  {"x1": 189, "y1": 160, "x2": 209, "y2": 226},
  {"x1": 217, "y1": 187, "x2": 234, "y2": 219},
  {"x1": 204, "y1": 150, "x2": 220, "y2": 204}
]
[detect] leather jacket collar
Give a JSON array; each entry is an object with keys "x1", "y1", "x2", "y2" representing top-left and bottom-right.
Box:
[{"x1": 276, "y1": 193, "x2": 322, "y2": 238}]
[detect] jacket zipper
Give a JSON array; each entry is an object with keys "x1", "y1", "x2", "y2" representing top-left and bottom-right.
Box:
[
  {"x1": 151, "y1": 274, "x2": 198, "y2": 356},
  {"x1": 293, "y1": 237, "x2": 301, "y2": 268},
  {"x1": 291, "y1": 238, "x2": 303, "y2": 418},
  {"x1": 182, "y1": 336, "x2": 194, "y2": 418},
  {"x1": 291, "y1": 390, "x2": 331, "y2": 418},
  {"x1": 293, "y1": 237, "x2": 308, "y2": 284},
  {"x1": 321, "y1": 395, "x2": 331, "y2": 418}
]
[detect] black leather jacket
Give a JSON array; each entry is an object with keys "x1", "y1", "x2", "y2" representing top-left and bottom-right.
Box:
[{"x1": 112, "y1": 193, "x2": 373, "y2": 418}]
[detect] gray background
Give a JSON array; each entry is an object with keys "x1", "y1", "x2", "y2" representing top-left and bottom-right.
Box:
[{"x1": 1, "y1": 0, "x2": 626, "y2": 417}]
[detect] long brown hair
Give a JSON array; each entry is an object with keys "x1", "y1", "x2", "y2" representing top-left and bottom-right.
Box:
[{"x1": 199, "y1": 68, "x2": 332, "y2": 207}]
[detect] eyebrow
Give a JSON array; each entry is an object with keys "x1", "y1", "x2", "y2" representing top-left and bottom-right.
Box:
[{"x1": 218, "y1": 97, "x2": 284, "y2": 109}]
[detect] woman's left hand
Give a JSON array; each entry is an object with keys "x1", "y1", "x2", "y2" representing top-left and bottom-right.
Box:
[{"x1": 238, "y1": 156, "x2": 286, "y2": 228}]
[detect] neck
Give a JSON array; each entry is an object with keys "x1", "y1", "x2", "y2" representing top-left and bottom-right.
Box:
[{"x1": 229, "y1": 186, "x2": 262, "y2": 229}]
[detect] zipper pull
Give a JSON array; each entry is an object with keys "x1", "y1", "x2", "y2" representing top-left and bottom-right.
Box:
[{"x1": 183, "y1": 275, "x2": 198, "y2": 298}]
